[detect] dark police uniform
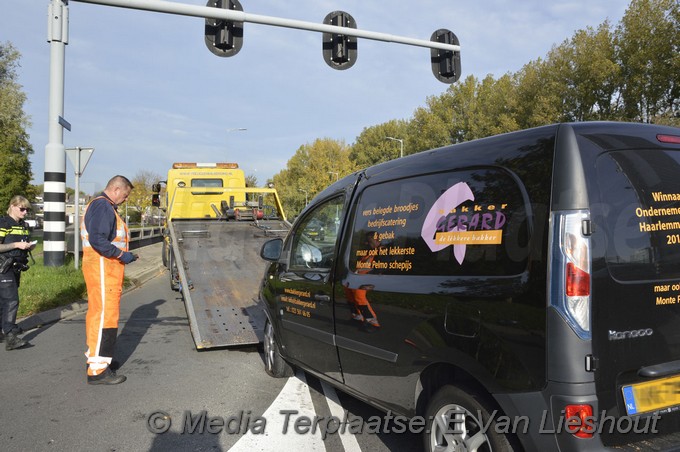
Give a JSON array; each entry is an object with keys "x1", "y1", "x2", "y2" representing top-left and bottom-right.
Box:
[{"x1": 0, "y1": 215, "x2": 31, "y2": 340}]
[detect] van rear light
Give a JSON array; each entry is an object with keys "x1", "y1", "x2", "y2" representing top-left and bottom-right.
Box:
[
  {"x1": 566, "y1": 263, "x2": 590, "y2": 296},
  {"x1": 657, "y1": 134, "x2": 680, "y2": 144},
  {"x1": 564, "y1": 404, "x2": 594, "y2": 438},
  {"x1": 549, "y1": 210, "x2": 592, "y2": 340}
]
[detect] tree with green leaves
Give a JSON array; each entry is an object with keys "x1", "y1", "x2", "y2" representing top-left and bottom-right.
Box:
[
  {"x1": 537, "y1": 23, "x2": 620, "y2": 122},
  {"x1": 349, "y1": 119, "x2": 410, "y2": 169},
  {"x1": 616, "y1": 0, "x2": 679, "y2": 124},
  {"x1": 513, "y1": 58, "x2": 564, "y2": 128},
  {"x1": 409, "y1": 78, "x2": 470, "y2": 152},
  {"x1": 272, "y1": 138, "x2": 354, "y2": 217},
  {"x1": 464, "y1": 73, "x2": 520, "y2": 139},
  {"x1": 245, "y1": 173, "x2": 258, "y2": 187},
  {"x1": 273, "y1": 0, "x2": 678, "y2": 209},
  {"x1": 126, "y1": 170, "x2": 162, "y2": 225},
  {"x1": 0, "y1": 42, "x2": 35, "y2": 209}
]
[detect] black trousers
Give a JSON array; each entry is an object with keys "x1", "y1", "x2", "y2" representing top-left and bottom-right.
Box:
[{"x1": 0, "y1": 272, "x2": 20, "y2": 334}]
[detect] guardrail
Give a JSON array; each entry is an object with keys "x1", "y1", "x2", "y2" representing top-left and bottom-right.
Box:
[
  {"x1": 128, "y1": 226, "x2": 165, "y2": 250},
  {"x1": 66, "y1": 226, "x2": 165, "y2": 253}
]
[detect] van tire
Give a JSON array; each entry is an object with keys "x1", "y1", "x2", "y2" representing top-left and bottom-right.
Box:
[
  {"x1": 263, "y1": 319, "x2": 294, "y2": 378},
  {"x1": 423, "y1": 385, "x2": 513, "y2": 452}
]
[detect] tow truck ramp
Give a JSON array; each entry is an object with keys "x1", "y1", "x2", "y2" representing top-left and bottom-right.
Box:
[{"x1": 169, "y1": 219, "x2": 289, "y2": 349}]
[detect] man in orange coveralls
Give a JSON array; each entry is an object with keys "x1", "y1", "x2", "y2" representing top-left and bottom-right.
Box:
[
  {"x1": 345, "y1": 231, "x2": 381, "y2": 330},
  {"x1": 81, "y1": 175, "x2": 138, "y2": 385}
]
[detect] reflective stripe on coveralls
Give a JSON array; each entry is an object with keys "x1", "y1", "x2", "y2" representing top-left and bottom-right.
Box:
[{"x1": 81, "y1": 196, "x2": 129, "y2": 376}]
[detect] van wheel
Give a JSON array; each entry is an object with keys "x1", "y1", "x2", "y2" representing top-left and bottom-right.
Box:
[
  {"x1": 263, "y1": 319, "x2": 294, "y2": 378},
  {"x1": 424, "y1": 385, "x2": 513, "y2": 452}
]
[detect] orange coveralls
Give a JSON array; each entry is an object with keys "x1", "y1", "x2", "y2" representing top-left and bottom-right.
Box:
[
  {"x1": 81, "y1": 196, "x2": 129, "y2": 376},
  {"x1": 345, "y1": 253, "x2": 380, "y2": 327}
]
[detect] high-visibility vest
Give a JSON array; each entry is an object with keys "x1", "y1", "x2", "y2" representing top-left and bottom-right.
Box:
[{"x1": 81, "y1": 196, "x2": 129, "y2": 255}]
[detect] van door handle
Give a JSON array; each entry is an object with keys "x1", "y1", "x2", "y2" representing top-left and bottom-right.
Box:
[{"x1": 315, "y1": 294, "x2": 331, "y2": 303}]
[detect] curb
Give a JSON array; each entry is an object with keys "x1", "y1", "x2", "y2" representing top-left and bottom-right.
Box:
[
  {"x1": 18, "y1": 300, "x2": 89, "y2": 332},
  {"x1": 126, "y1": 265, "x2": 167, "y2": 291},
  {"x1": 17, "y1": 263, "x2": 166, "y2": 332}
]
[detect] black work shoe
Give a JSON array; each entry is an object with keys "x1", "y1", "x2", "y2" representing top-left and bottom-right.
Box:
[
  {"x1": 5, "y1": 332, "x2": 29, "y2": 350},
  {"x1": 87, "y1": 367, "x2": 126, "y2": 385}
]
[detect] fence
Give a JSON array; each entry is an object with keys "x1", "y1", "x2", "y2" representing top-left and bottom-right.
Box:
[{"x1": 66, "y1": 226, "x2": 165, "y2": 253}]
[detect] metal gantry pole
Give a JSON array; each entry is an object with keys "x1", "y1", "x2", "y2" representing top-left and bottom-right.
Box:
[
  {"x1": 71, "y1": 0, "x2": 461, "y2": 53},
  {"x1": 44, "y1": 0, "x2": 69, "y2": 267},
  {"x1": 44, "y1": 0, "x2": 459, "y2": 267}
]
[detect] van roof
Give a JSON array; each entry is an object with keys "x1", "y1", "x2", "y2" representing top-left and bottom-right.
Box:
[{"x1": 313, "y1": 122, "x2": 680, "y2": 205}]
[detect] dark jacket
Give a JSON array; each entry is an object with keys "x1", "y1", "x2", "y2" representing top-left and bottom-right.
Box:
[
  {"x1": 0, "y1": 215, "x2": 30, "y2": 275},
  {"x1": 83, "y1": 193, "x2": 124, "y2": 259}
]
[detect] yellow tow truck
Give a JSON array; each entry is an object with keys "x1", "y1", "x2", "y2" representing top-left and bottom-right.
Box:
[{"x1": 152, "y1": 162, "x2": 290, "y2": 348}]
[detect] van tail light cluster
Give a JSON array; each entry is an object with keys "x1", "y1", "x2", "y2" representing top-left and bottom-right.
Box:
[
  {"x1": 657, "y1": 134, "x2": 680, "y2": 145},
  {"x1": 550, "y1": 210, "x2": 592, "y2": 340},
  {"x1": 564, "y1": 404, "x2": 595, "y2": 439}
]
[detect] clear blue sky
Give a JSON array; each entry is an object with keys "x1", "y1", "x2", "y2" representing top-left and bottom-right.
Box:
[{"x1": 3, "y1": 0, "x2": 628, "y2": 194}]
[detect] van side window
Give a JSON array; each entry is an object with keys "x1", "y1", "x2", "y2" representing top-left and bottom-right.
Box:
[
  {"x1": 595, "y1": 149, "x2": 680, "y2": 281},
  {"x1": 290, "y1": 196, "x2": 344, "y2": 271},
  {"x1": 349, "y1": 169, "x2": 530, "y2": 277}
]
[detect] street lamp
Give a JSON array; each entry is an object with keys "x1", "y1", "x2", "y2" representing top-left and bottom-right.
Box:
[
  {"x1": 298, "y1": 189, "x2": 309, "y2": 206},
  {"x1": 385, "y1": 136, "x2": 404, "y2": 158}
]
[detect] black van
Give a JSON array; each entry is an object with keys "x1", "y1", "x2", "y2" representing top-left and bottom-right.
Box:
[{"x1": 259, "y1": 122, "x2": 680, "y2": 451}]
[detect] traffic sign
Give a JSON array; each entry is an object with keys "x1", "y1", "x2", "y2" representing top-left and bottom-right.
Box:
[{"x1": 65, "y1": 147, "x2": 94, "y2": 175}]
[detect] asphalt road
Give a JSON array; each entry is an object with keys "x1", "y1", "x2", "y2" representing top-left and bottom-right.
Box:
[{"x1": 0, "y1": 270, "x2": 422, "y2": 452}]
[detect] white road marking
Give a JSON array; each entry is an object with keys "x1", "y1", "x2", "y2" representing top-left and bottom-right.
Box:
[
  {"x1": 229, "y1": 372, "x2": 326, "y2": 451},
  {"x1": 320, "y1": 380, "x2": 362, "y2": 452}
]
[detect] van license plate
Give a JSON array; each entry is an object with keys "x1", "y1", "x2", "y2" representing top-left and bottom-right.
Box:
[{"x1": 622, "y1": 374, "x2": 680, "y2": 415}]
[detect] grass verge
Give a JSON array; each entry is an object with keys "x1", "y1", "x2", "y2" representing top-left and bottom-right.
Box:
[
  {"x1": 18, "y1": 250, "x2": 87, "y2": 318},
  {"x1": 16, "y1": 241, "x2": 132, "y2": 318}
]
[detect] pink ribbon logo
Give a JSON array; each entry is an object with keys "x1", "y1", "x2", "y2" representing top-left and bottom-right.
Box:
[{"x1": 420, "y1": 182, "x2": 474, "y2": 264}]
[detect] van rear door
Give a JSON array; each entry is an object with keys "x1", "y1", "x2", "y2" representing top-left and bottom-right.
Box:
[{"x1": 587, "y1": 125, "x2": 680, "y2": 441}]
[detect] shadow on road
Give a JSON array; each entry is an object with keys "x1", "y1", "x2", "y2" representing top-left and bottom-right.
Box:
[
  {"x1": 149, "y1": 428, "x2": 224, "y2": 452},
  {"x1": 116, "y1": 298, "x2": 166, "y2": 367},
  {"x1": 21, "y1": 320, "x2": 57, "y2": 343}
]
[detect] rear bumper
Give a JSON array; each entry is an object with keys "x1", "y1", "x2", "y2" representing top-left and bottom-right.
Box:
[{"x1": 494, "y1": 381, "x2": 680, "y2": 451}]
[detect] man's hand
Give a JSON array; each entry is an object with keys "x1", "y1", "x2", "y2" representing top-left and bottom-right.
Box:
[{"x1": 119, "y1": 252, "x2": 138, "y2": 264}]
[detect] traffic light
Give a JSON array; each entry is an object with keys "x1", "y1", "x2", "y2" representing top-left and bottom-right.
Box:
[
  {"x1": 204, "y1": 0, "x2": 243, "y2": 57},
  {"x1": 430, "y1": 29, "x2": 461, "y2": 83},
  {"x1": 322, "y1": 11, "x2": 357, "y2": 70}
]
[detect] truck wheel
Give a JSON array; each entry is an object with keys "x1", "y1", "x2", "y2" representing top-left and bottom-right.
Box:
[
  {"x1": 423, "y1": 385, "x2": 514, "y2": 452},
  {"x1": 263, "y1": 319, "x2": 294, "y2": 378},
  {"x1": 169, "y1": 251, "x2": 180, "y2": 291},
  {"x1": 161, "y1": 240, "x2": 168, "y2": 268}
]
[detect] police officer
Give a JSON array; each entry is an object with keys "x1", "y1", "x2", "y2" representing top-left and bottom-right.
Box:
[{"x1": 0, "y1": 195, "x2": 35, "y2": 350}]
